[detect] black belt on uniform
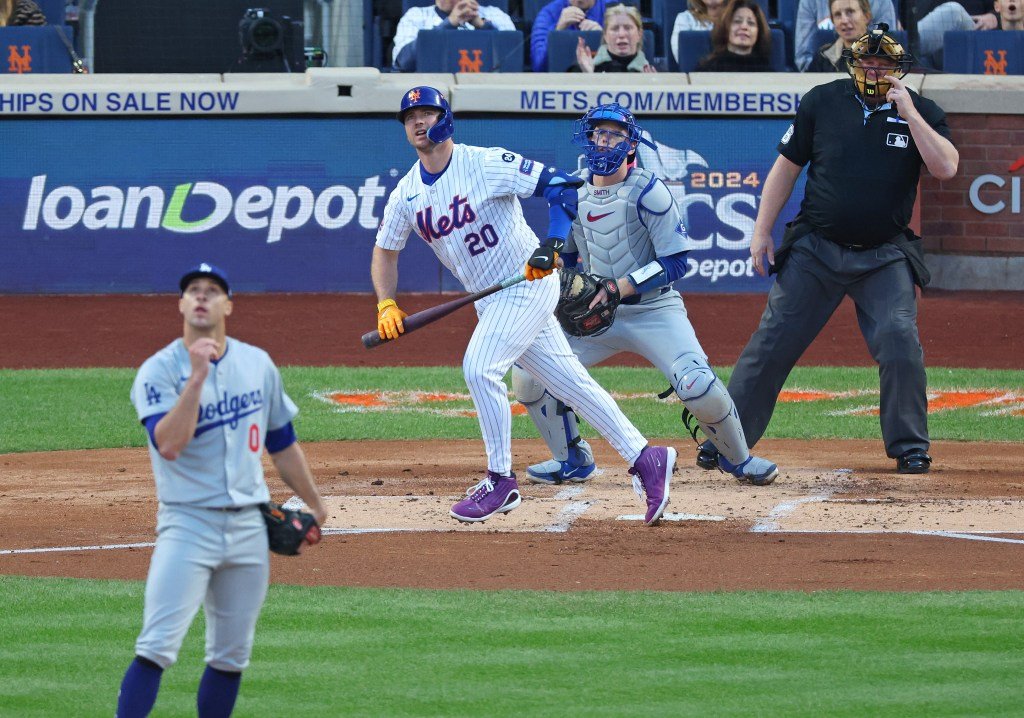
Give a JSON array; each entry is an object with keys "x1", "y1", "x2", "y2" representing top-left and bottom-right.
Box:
[
  {"x1": 621, "y1": 286, "x2": 671, "y2": 305},
  {"x1": 828, "y1": 239, "x2": 881, "y2": 251},
  {"x1": 204, "y1": 506, "x2": 244, "y2": 512}
]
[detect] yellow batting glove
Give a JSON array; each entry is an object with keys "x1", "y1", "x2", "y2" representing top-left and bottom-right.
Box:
[{"x1": 377, "y1": 299, "x2": 408, "y2": 340}]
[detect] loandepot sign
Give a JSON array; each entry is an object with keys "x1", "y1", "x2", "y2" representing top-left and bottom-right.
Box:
[{"x1": 21, "y1": 174, "x2": 389, "y2": 242}]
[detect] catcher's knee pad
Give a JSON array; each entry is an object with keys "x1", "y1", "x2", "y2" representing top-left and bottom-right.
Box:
[
  {"x1": 671, "y1": 354, "x2": 730, "y2": 421},
  {"x1": 512, "y1": 365, "x2": 591, "y2": 465},
  {"x1": 670, "y1": 354, "x2": 749, "y2": 465}
]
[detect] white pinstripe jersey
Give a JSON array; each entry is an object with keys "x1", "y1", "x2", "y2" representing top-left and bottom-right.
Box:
[{"x1": 376, "y1": 144, "x2": 546, "y2": 293}]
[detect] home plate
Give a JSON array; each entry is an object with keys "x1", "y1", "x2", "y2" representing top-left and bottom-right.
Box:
[{"x1": 616, "y1": 513, "x2": 726, "y2": 522}]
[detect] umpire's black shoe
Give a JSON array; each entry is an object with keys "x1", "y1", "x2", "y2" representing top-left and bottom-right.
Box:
[
  {"x1": 896, "y1": 449, "x2": 932, "y2": 474},
  {"x1": 695, "y1": 440, "x2": 719, "y2": 470}
]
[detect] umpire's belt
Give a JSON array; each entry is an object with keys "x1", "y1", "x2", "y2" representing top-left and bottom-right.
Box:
[
  {"x1": 621, "y1": 286, "x2": 671, "y2": 306},
  {"x1": 828, "y1": 239, "x2": 881, "y2": 251}
]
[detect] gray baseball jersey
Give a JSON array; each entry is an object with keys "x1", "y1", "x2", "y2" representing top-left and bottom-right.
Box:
[
  {"x1": 568, "y1": 167, "x2": 693, "y2": 289},
  {"x1": 128, "y1": 336, "x2": 297, "y2": 671},
  {"x1": 516, "y1": 164, "x2": 756, "y2": 471},
  {"x1": 131, "y1": 337, "x2": 298, "y2": 507}
]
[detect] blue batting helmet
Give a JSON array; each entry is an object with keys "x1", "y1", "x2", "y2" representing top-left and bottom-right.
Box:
[
  {"x1": 398, "y1": 86, "x2": 454, "y2": 144},
  {"x1": 571, "y1": 103, "x2": 653, "y2": 176}
]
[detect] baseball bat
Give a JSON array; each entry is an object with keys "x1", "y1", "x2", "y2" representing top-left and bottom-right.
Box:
[{"x1": 362, "y1": 273, "x2": 527, "y2": 349}]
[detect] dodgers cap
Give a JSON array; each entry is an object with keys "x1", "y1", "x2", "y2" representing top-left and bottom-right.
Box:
[{"x1": 179, "y1": 263, "x2": 231, "y2": 297}]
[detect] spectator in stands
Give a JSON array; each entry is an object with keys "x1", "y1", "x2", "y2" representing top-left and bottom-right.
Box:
[
  {"x1": 796, "y1": 0, "x2": 894, "y2": 69},
  {"x1": 995, "y1": 0, "x2": 1023, "y2": 27},
  {"x1": 571, "y1": 3, "x2": 658, "y2": 71},
  {"x1": 0, "y1": 0, "x2": 47, "y2": 25},
  {"x1": 910, "y1": 0, "x2": 979, "y2": 68},
  {"x1": 531, "y1": 0, "x2": 608, "y2": 72},
  {"x1": 695, "y1": 0, "x2": 773, "y2": 70},
  {"x1": 392, "y1": 0, "x2": 516, "y2": 71},
  {"x1": 808, "y1": 0, "x2": 871, "y2": 70},
  {"x1": 670, "y1": 0, "x2": 726, "y2": 65}
]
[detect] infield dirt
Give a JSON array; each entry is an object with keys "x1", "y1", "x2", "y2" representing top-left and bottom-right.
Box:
[{"x1": 1, "y1": 292, "x2": 1022, "y2": 591}]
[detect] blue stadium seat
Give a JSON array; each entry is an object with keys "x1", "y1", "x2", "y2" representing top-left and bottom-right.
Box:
[
  {"x1": 545, "y1": 28, "x2": 656, "y2": 71},
  {"x1": 0, "y1": 26, "x2": 74, "y2": 73},
  {"x1": 773, "y1": 0, "x2": 797, "y2": 69},
  {"x1": 943, "y1": 30, "x2": 1024, "y2": 74},
  {"x1": 415, "y1": 29, "x2": 524, "y2": 71},
  {"x1": 677, "y1": 28, "x2": 787, "y2": 71},
  {"x1": 652, "y1": 0, "x2": 686, "y2": 70},
  {"x1": 37, "y1": 0, "x2": 66, "y2": 24},
  {"x1": 403, "y1": 0, "x2": 509, "y2": 12}
]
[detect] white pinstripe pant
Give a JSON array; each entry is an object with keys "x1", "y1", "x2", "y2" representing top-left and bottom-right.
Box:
[{"x1": 466, "y1": 274, "x2": 647, "y2": 475}]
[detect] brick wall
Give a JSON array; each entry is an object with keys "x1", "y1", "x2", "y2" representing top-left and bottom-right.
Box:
[{"x1": 920, "y1": 114, "x2": 1024, "y2": 256}]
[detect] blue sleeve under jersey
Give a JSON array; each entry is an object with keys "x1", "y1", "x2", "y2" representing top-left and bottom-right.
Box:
[
  {"x1": 266, "y1": 421, "x2": 297, "y2": 454},
  {"x1": 142, "y1": 412, "x2": 167, "y2": 451}
]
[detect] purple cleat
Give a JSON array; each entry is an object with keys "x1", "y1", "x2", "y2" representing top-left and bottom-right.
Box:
[
  {"x1": 450, "y1": 471, "x2": 522, "y2": 523},
  {"x1": 628, "y1": 445, "x2": 677, "y2": 526}
]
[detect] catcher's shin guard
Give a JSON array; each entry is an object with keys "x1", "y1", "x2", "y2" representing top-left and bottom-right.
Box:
[
  {"x1": 670, "y1": 353, "x2": 749, "y2": 466},
  {"x1": 512, "y1": 366, "x2": 596, "y2": 484}
]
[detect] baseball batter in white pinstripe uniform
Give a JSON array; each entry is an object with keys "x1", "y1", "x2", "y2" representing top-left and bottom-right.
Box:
[
  {"x1": 512, "y1": 104, "x2": 780, "y2": 488},
  {"x1": 374, "y1": 86, "x2": 676, "y2": 526},
  {"x1": 116, "y1": 264, "x2": 327, "y2": 718}
]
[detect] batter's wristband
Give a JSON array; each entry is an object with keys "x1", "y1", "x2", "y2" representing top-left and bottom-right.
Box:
[{"x1": 377, "y1": 298, "x2": 398, "y2": 314}]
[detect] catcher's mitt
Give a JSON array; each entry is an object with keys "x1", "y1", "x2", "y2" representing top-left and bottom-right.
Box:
[
  {"x1": 556, "y1": 268, "x2": 620, "y2": 337},
  {"x1": 259, "y1": 502, "x2": 321, "y2": 556}
]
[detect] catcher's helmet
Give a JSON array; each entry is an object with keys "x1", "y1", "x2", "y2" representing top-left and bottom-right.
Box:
[
  {"x1": 398, "y1": 86, "x2": 454, "y2": 144},
  {"x1": 842, "y1": 23, "x2": 913, "y2": 101},
  {"x1": 571, "y1": 103, "x2": 655, "y2": 176}
]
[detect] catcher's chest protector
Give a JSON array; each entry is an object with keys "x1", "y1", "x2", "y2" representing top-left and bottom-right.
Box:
[{"x1": 576, "y1": 169, "x2": 659, "y2": 280}]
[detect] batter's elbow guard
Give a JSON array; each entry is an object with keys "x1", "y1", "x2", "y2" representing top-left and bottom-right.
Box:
[{"x1": 535, "y1": 168, "x2": 584, "y2": 214}]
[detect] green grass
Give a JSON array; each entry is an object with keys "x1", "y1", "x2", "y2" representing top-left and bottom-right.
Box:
[
  {"x1": 1, "y1": 576, "x2": 1022, "y2": 717},
  {"x1": 1, "y1": 366, "x2": 1021, "y2": 453}
]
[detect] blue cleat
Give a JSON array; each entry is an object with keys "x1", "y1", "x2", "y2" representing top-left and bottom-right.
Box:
[{"x1": 526, "y1": 458, "x2": 597, "y2": 485}]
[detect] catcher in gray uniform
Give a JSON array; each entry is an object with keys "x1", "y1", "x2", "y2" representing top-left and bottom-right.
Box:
[{"x1": 512, "y1": 103, "x2": 779, "y2": 487}]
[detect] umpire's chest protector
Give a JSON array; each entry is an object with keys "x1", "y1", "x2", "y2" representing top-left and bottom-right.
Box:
[{"x1": 575, "y1": 168, "x2": 662, "y2": 280}]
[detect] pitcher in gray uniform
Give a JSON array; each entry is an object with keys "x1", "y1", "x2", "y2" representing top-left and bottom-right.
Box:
[
  {"x1": 512, "y1": 104, "x2": 779, "y2": 487},
  {"x1": 116, "y1": 263, "x2": 328, "y2": 718}
]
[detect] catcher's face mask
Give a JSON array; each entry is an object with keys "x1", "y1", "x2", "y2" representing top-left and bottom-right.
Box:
[
  {"x1": 572, "y1": 103, "x2": 655, "y2": 176},
  {"x1": 843, "y1": 23, "x2": 912, "y2": 101}
]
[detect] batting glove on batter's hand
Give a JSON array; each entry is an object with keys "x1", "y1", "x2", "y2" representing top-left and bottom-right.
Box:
[
  {"x1": 377, "y1": 299, "x2": 408, "y2": 340},
  {"x1": 525, "y1": 246, "x2": 559, "y2": 281}
]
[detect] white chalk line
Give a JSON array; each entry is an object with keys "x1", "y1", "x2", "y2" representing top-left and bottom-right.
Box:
[
  {"x1": 5, "y1": 493, "x2": 1022, "y2": 554},
  {"x1": 545, "y1": 485, "x2": 592, "y2": 533},
  {"x1": 1, "y1": 542, "x2": 156, "y2": 555},
  {"x1": 751, "y1": 494, "x2": 833, "y2": 533},
  {"x1": 616, "y1": 513, "x2": 726, "y2": 522}
]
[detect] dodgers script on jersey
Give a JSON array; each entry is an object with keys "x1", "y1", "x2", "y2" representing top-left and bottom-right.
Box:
[
  {"x1": 376, "y1": 145, "x2": 546, "y2": 293},
  {"x1": 131, "y1": 337, "x2": 298, "y2": 507}
]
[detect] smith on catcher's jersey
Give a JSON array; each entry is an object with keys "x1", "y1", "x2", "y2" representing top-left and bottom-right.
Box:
[
  {"x1": 568, "y1": 167, "x2": 695, "y2": 290},
  {"x1": 376, "y1": 144, "x2": 547, "y2": 293},
  {"x1": 131, "y1": 337, "x2": 298, "y2": 507}
]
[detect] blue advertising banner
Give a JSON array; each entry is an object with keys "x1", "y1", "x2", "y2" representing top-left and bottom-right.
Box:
[{"x1": 0, "y1": 116, "x2": 805, "y2": 294}]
